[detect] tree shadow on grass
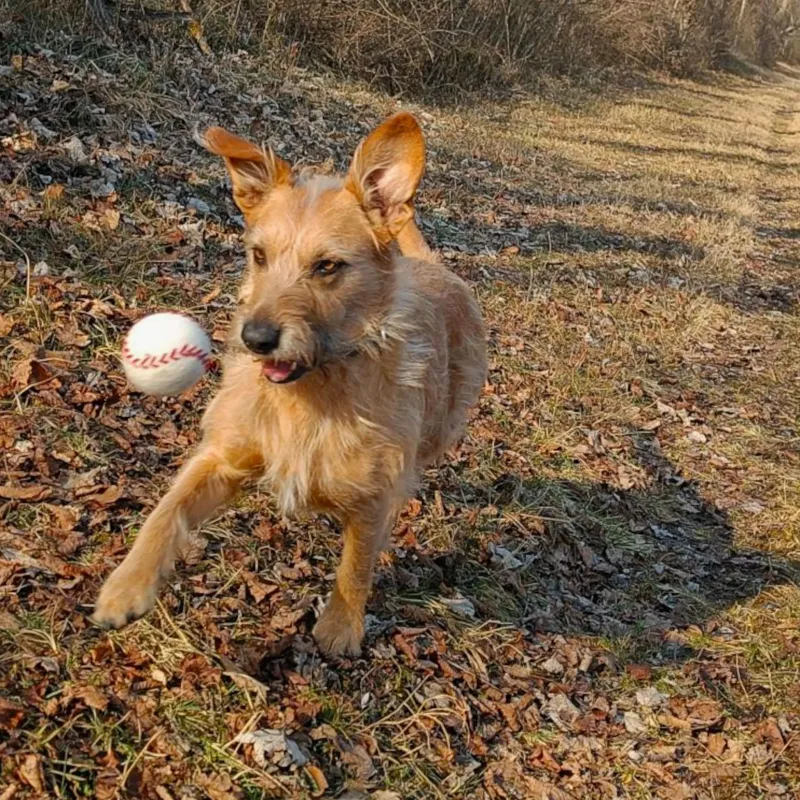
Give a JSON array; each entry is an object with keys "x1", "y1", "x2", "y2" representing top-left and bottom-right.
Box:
[
  {"x1": 383, "y1": 431, "x2": 799, "y2": 665},
  {"x1": 418, "y1": 216, "x2": 702, "y2": 262},
  {"x1": 564, "y1": 137, "x2": 789, "y2": 165},
  {"x1": 416, "y1": 139, "x2": 798, "y2": 315},
  {"x1": 630, "y1": 99, "x2": 774, "y2": 131}
]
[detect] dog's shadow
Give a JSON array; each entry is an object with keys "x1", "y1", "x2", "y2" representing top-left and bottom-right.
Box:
[{"x1": 378, "y1": 431, "x2": 799, "y2": 663}]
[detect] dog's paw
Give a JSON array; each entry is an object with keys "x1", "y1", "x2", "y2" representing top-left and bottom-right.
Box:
[
  {"x1": 313, "y1": 600, "x2": 364, "y2": 657},
  {"x1": 92, "y1": 566, "x2": 159, "y2": 629}
]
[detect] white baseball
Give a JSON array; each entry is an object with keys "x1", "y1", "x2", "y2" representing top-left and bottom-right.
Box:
[{"x1": 122, "y1": 312, "x2": 212, "y2": 397}]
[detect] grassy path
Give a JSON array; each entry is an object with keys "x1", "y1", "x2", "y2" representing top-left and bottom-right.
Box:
[{"x1": 1, "y1": 34, "x2": 800, "y2": 799}]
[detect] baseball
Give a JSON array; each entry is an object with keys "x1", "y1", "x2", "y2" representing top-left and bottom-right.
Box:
[{"x1": 122, "y1": 312, "x2": 212, "y2": 397}]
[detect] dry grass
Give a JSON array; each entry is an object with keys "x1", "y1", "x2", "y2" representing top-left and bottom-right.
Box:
[
  {"x1": 7, "y1": 0, "x2": 800, "y2": 96},
  {"x1": 1, "y1": 26, "x2": 800, "y2": 800}
]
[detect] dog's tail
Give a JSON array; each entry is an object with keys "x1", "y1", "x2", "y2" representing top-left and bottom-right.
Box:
[{"x1": 397, "y1": 215, "x2": 437, "y2": 263}]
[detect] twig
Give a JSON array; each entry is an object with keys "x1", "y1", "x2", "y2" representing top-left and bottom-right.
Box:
[
  {"x1": 0, "y1": 230, "x2": 32, "y2": 302},
  {"x1": 178, "y1": 0, "x2": 213, "y2": 56}
]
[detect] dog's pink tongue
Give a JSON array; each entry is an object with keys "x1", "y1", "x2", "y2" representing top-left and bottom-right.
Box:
[{"x1": 263, "y1": 361, "x2": 293, "y2": 382}]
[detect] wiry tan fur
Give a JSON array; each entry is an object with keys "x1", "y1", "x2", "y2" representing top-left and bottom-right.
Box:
[{"x1": 93, "y1": 112, "x2": 487, "y2": 656}]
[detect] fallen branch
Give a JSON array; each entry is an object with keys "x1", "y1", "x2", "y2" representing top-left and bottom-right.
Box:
[{"x1": 178, "y1": 0, "x2": 213, "y2": 56}]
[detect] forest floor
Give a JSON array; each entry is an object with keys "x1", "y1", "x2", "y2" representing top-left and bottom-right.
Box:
[{"x1": 2, "y1": 24, "x2": 800, "y2": 800}]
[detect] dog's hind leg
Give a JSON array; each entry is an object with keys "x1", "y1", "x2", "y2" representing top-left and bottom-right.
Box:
[{"x1": 93, "y1": 447, "x2": 247, "y2": 629}]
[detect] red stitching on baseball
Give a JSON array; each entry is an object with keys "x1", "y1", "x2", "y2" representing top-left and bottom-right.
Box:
[{"x1": 122, "y1": 341, "x2": 212, "y2": 372}]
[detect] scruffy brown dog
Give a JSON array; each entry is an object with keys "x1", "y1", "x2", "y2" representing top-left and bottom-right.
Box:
[{"x1": 93, "y1": 113, "x2": 487, "y2": 656}]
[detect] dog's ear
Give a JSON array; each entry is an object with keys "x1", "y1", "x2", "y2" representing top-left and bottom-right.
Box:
[
  {"x1": 347, "y1": 112, "x2": 425, "y2": 242},
  {"x1": 201, "y1": 127, "x2": 291, "y2": 217}
]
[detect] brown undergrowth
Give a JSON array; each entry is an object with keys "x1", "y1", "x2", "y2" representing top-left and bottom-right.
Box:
[{"x1": 1, "y1": 29, "x2": 800, "y2": 800}]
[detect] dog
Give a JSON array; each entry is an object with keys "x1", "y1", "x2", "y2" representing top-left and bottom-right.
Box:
[{"x1": 93, "y1": 112, "x2": 487, "y2": 656}]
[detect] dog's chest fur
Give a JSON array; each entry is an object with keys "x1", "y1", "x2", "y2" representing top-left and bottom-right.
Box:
[{"x1": 258, "y1": 398, "x2": 396, "y2": 516}]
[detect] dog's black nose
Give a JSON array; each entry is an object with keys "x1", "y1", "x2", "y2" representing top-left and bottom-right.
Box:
[{"x1": 242, "y1": 320, "x2": 281, "y2": 354}]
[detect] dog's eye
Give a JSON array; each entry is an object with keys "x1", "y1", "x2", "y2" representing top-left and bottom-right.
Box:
[
  {"x1": 251, "y1": 247, "x2": 266, "y2": 267},
  {"x1": 313, "y1": 259, "x2": 345, "y2": 277}
]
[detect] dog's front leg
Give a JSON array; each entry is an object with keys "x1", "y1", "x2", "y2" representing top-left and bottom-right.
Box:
[
  {"x1": 93, "y1": 448, "x2": 245, "y2": 629},
  {"x1": 314, "y1": 498, "x2": 392, "y2": 657}
]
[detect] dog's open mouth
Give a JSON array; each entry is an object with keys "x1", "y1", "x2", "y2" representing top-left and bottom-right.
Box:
[{"x1": 261, "y1": 360, "x2": 308, "y2": 384}]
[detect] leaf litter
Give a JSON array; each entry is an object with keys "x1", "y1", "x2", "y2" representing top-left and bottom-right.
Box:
[{"x1": 1, "y1": 19, "x2": 800, "y2": 800}]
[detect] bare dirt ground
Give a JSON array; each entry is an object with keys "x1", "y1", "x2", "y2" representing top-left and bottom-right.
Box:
[{"x1": 2, "y1": 28, "x2": 800, "y2": 800}]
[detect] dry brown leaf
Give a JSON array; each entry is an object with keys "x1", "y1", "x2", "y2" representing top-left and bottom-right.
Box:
[
  {"x1": 339, "y1": 741, "x2": 374, "y2": 782},
  {"x1": 269, "y1": 606, "x2": 307, "y2": 632},
  {"x1": 658, "y1": 713, "x2": 692, "y2": 731},
  {"x1": 0, "y1": 484, "x2": 52, "y2": 501},
  {"x1": 195, "y1": 771, "x2": 242, "y2": 800},
  {"x1": 11, "y1": 357, "x2": 51, "y2": 390},
  {"x1": 0, "y1": 698, "x2": 25, "y2": 731},
  {"x1": 104, "y1": 208, "x2": 121, "y2": 230},
  {"x1": 707, "y1": 732, "x2": 726, "y2": 757},
  {"x1": 244, "y1": 572, "x2": 278, "y2": 604},
  {"x1": 626, "y1": 663, "x2": 653, "y2": 680},
  {"x1": 46, "y1": 504, "x2": 81, "y2": 531},
  {"x1": 201, "y1": 286, "x2": 222, "y2": 304},
  {"x1": 304, "y1": 765, "x2": 328, "y2": 797},
  {"x1": 81, "y1": 485, "x2": 123, "y2": 506},
  {"x1": 179, "y1": 533, "x2": 208, "y2": 565},
  {"x1": 75, "y1": 685, "x2": 109, "y2": 711},
  {"x1": 17, "y1": 754, "x2": 44, "y2": 792},
  {"x1": 56, "y1": 323, "x2": 90, "y2": 348},
  {"x1": 43, "y1": 183, "x2": 65, "y2": 200}
]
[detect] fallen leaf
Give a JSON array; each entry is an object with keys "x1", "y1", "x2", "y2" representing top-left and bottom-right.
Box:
[
  {"x1": 17, "y1": 754, "x2": 44, "y2": 792},
  {"x1": 438, "y1": 593, "x2": 476, "y2": 618},
  {"x1": 541, "y1": 656, "x2": 564, "y2": 675},
  {"x1": 0, "y1": 314, "x2": 15, "y2": 337},
  {"x1": 707, "y1": 732, "x2": 726, "y2": 757},
  {"x1": 304, "y1": 765, "x2": 328, "y2": 797},
  {"x1": 624, "y1": 710, "x2": 649, "y2": 735},
  {"x1": 340, "y1": 740, "x2": 375, "y2": 781},
  {"x1": 0, "y1": 484, "x2": 52, "y2": 501},
  {"x1": 104, "y1": 208, "x2": 121, "y2": 230},
  {"x1": 43, "y1": 183, "x2": 65, "y2": 200},
  {"x1": 75, "y1": 685, "x2": 109, "y2": 711},
  {"x1": 658, "y1": 713, "x2": 692, "y2": 731},
  {"x1": 243, "y1": 572, "x2": 278, "y2": 604},
  {"x1": 234, "y1": 729, "x2": 308, "y2": 768},
  {"x1": 269, "y1": 606, "x2": 307, "y2": 632},
  {"x1": 81, "y1": 485, "x2": 123, "y2": 506},
  {"x1": 636, "y1": 687, "x2": 667, "y2": 708},
  {"x1": 201, "y1": 286, "x2": 222, "y2": 304},
  {"x1": 0, "y1": 612, "x2": 20, "y2": 631},
  {"x1": 179, "y1": 534, "x2": 208, "y2": 565},
  {"x1": 489, "y1": 542, "x2": 525, "y2": 569},
  {"x1": 56, "y1": 323, "x2": 90, "y2": 348},
  {"x1": 626, "y1": 663, "x2": 653, "y2": 681},
  {"x1": 46, "y1": 504, "x2": 81, "y2": 531},
  {"x1": 195, "y1": 771, "x2": 242, "y2": 800},
  {"x1": 545, "y1": 694, "x2": 580, "y2": 729},
  {"x1": 745, "y1": 744, "x2": 770, "y2": 765},
  {"x1": 0, "y1": 698, "x2": 25, "y2": 731},
  {"x1": 11, "y1": 357, "x2": 52, "y2": 390}
]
